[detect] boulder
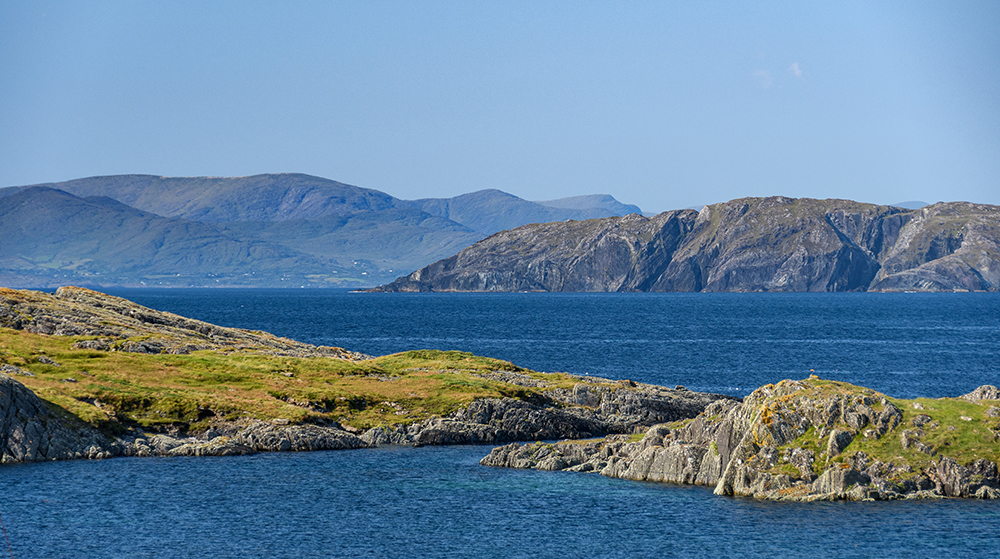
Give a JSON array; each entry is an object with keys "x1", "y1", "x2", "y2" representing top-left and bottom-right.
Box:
[
  {"x1": 826, "y1": 429, "x2": 854, "y2": 456},
  {"x1": 962, "y1": 385, "x2": 1000, "y2": 402},
  {"x1": 812, "y1": 466, "x2": 871, "y2": 496}
]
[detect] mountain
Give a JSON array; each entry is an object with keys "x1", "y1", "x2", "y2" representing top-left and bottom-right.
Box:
[
  {"x1": 0, "y1": 187, "x2": 338, "y2": 287},
  {"x1": 0, "y1": 174, "x2": 641, "y2": 287},
  {"x1": 410, "y1": 189, "x2": 642, "y2": 236},
  {"x1": 537, "y1": 194, "x2": 643, "y2": 216},
  {"x1": 369, "y1": 196, "x2": 1000, "y2": 293},
  {"x1": 10, "y1": 173, "x2": 399, "y2": 222}
]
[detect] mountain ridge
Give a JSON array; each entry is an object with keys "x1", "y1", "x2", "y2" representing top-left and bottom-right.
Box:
[
  {"x1": 0, "y1": 173, "x2": 641, "y2": 287},
  {"x1": 370, "y1": 196, "x2": 1000, "y2": 293}
]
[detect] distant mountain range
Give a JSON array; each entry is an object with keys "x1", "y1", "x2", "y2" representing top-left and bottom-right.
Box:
[
  {"x1": 370, "y1": 196, "x2": 1000, "y2": 293},
  {"x1": 0, "y1": 174, "x2": 642, "y2": 287}
]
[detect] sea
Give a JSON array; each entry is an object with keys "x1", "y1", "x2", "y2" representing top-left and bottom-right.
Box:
[{"x1": 3, "y1": 290, "x2": 999, "y2": 558}]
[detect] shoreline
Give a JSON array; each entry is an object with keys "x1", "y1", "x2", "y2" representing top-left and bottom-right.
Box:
[{"x1": 3, "y1": 286, "x2": 999, "y2": 502}]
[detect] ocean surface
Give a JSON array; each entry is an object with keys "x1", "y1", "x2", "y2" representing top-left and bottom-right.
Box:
[{"x1": 4, "y1": 290, "x2": 1000, "y2": 558}]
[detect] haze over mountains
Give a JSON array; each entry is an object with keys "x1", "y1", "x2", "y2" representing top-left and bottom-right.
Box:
[{"x1": 0, "y1": 174, "x2": 642, "y2": 287}]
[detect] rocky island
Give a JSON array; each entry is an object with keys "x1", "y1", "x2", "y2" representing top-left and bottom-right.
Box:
[
  {"x1": 1, "y1": 286, "x2": 730, "y2": 461},
  {"x1": 481, "y1": 378, "x2": 1000, "y2": 501}
]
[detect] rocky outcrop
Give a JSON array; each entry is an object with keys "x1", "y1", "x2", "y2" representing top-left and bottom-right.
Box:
[
  {"x1": 2, "y1": 363, "x2": 732, "y2": 463},
  {"x1": 370, "y1": 197, "x2": 1000, "y2": 293},
  {"x1": 362, "y1": 380, "x2": 735, "y2": 446},
  {"x1": 0, "y1": 286, "x2": 368, "y2": 359},
  {"x1": 1, "y1": 372, "x2": 118, "y2": 463},
  {"x1": 2, "y1": 371, "x2": 369, "y2": 462},
  {"x1": 117, "y1": 420, "x2": 369, "y2": 458},
  {"x1": 481, "y1": 378, "x2": 1000, "y2": 501}
]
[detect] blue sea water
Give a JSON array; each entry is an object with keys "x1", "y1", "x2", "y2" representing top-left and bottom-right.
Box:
[
  {"x1": 107, "y1": 289, "x2": 1000, "y2": 399},
  {"x1": 3, "y1": 290, "x2": 1000, "y2": 558}
]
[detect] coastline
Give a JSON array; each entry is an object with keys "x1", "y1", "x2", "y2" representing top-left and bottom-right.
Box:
[
  {"x1": 3, "y1": 286, "x2": 999, "y2": 502},
  {"x1": 481, "y1": 378, "x2": 1000, "y2": 501}
]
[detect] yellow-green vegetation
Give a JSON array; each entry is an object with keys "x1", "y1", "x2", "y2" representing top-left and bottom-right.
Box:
[
  {"x1": 0, "y1": 327, "x2": 590, "y2": 434},
  {"x1": 767, "y1": 378, "x2": 1000, "y2": 477}
]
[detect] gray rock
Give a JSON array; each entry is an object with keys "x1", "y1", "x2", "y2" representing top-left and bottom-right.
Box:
[
  {"x1": 790, "y1": 448, "x2": 817, "y2": 481},
  {"x1": 0, "y1": 372, "x2": 118, "y2": 463},
  {"x1": 0, "y1": 364, "x2": 35, "y2": 377},
  {"x1": 826, "y1": 429, "x2": 854, "y2": 456},
  {"x1": 481, "y1": 377, "x2": 1000, "y2": 502},
  {"x1": 962, "y1": 385, "x2": 1000, "y2": 402},
  {"x1": 359, "y1": 382, "x2": 736, "y2": 448},
  {"x1": 812, "y1": 466, "x2": 871, "y2": 496}
]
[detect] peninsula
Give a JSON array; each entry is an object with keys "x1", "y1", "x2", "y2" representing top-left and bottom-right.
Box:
[{"x1": 0, "y1": 287, "x2": 728, "y2": 460}]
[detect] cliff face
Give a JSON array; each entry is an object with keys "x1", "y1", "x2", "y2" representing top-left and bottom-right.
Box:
[
  {"x1": 1, "y1": 370, "x2": 117, "y2": 463},
  {"x1": 371, "y1": 197, "x2": 1000, "y2": 292},
  {"x1": 481, "y1": 378, "x2": 1000, "y2": 501}
]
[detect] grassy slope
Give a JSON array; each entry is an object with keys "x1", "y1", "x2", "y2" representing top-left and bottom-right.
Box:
[
  {"x1": 0, "y1": 327, "x2": 593, "y2": 435},
  {"x1": 688, "y1": 378, "x2": 1000, "y2": 476}
]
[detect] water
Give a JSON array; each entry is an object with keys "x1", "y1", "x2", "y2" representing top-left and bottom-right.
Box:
[
  {"x1": 4, "y1": 290, "x2": 1000, "y2": 558},
  {"x1": 103, "y1": 289, "x2": 1000, "y2": 399}
]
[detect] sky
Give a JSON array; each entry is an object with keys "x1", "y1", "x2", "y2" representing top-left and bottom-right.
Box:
[{"x1": 1, "y1": 1, "x2": 998, "y2": 213}]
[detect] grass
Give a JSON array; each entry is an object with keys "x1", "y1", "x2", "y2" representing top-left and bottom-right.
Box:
[
  {"x1": 0, "y1": 328, "x2": 581, "y2": 435},
  {"x1": 763, "y1": 378, "x2": 1000, "y2": 478}
]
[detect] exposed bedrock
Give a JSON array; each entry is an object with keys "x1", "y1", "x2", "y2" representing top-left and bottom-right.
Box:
[
  {"x1": 372, "y1": 198, "x2": 1000, "y2": 293},
  {"x1": 1, "y1": 371, "x2": 117, "y2": 463},
  {"x1": 481, "y1": 380, "x2": 1000, "y2": 501},
  {"x1": 363, "y1": 381, "x2": 735, "y2": 446},
  {"x1": 2, "y1": 371, "x2": 733, "y2": 463}
]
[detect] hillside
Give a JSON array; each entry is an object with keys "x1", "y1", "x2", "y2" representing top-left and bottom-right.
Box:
[
  {"x1": 370, "y1": 196, "x2": 1000, "y2": 292},
  {"x1": 8, "y1": 173, "x2": 400, "y2": 222},
  {"x1": 0, "y1": 187, "x2": 338, "y2": 287},
  {"x1": 0, "y1": 174, "x2": 641, "y2": 287}
]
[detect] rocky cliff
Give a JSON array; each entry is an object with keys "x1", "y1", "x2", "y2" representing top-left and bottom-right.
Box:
[
  {"x1": 371, "y1": 197, "x2": 1000, "y2": 292},
  {"x1": 1, "y1": 369, "x2": 117, "y2": 462},
  {"x1": 481, "y1": 378, "x2": 1000, "y2": 501}
]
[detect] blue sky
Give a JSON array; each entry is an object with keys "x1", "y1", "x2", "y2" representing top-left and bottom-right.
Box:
[{"x1": 2, "y1": 1, "x2": 998, "y2": 213}]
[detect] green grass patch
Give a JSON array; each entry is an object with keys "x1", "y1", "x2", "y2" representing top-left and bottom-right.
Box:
[
  {"x1": 0, "y1": 327, "x2": 563, "y2": 434},
  {"x1": 763, "y1": 378, "x2": 1000, "y2": 480}
]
